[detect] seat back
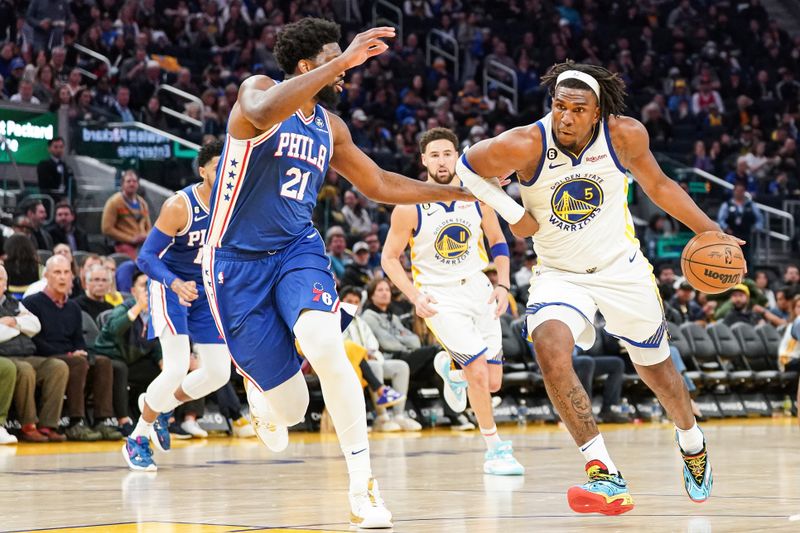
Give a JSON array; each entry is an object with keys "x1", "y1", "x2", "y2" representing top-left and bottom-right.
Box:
[
  {"x1": 667, "y1": 321, "x2": 692, "y2": 358},
  {"x1": 731, "y1": 322, "x2": 772, "y2": 370},
  {"x1": 756, "y1": 323, "x2": 781, "y2": 356},
  {"x1": 707, "y1": 322, "x2": 749, "y2": 371},
  {"x1": 81, "y1": 311, "x2": 100, "y2": 349},
  {"x1": 680, "y1": 322, "x2": 722, "y2": 369},
  {"x1": 96, "y1": 309, "x2": 115, "y2": 329}
]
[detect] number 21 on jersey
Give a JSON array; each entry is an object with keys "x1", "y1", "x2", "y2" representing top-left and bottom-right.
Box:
[{"x1": 280, "y1": 167, "x2": 310, "y2": 201}]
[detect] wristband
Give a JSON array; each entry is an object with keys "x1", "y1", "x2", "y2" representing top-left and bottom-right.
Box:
[
  {"x1": 457, "y1": 154, "x2": 525, "y2": 224},
  {"x1": 490, "y1": 242, "x2": 510, "y2": 258},
  {"x1": 497, "y1": 284, "x2": 510, "y2": 292}
]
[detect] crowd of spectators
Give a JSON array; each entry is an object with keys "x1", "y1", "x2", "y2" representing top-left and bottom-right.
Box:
[{"x1": 2, "y1": 0, "x2": 800, "y2": 439}]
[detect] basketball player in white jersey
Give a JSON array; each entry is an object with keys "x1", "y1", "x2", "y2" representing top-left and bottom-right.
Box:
[
  {"x1": 382, "y1": 128, "x2": 525, "y2": 476},
  {"x1": 454, "y1": 61, "x2": 746, "y2": 515}
]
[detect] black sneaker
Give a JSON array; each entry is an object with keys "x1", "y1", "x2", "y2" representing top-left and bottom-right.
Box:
[
  {"x1": 168, "y1": 422, "x2": 192, "y2": 440},
  {"x1": 65, "y1": 420, "x2": 102, "y2": 441},
  {"x1": 119, "y1": 421, "x2": 134, "y2": 437},
  {"x1": 597, "y1": 410, "x2": 631, "y2": 424},
  {"x1": 93, "y1": 422, "x2": 123, "y2": 441}
]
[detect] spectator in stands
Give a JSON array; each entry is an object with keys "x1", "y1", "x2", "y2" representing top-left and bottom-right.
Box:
[
  {"x1": 670, "y1": 282, "x2": 705, "y2": 324},
  {"x1": 722, "y1": 284, "x2": 761, "y2": 326},
  {"x1": 724, "y1": 158, "x2": 758, "y2": 195},
  {"x1": 51, "y1": 243, "x2": 83, "y2": 297},
  {"x1": 78, "y1": 254, "x2": 102, "y2": 292},
  {"x1": 140, "y1": 96, "x2": 168, "y2": 130},
  {"x1": 754, "y1": 270, "x2": 777, "y2": 308},
  {"x1": 770, "y1": 287, "x2": 793, "y2": 321},
  {"x1": 111, "y1": 85, "x2": 135, "y2": 122},
  {"x1": 46, "y1": 202, "x2": 87, "y2": 252},
  {"x1": 101, "y1": 257, "x2": 124, "y2": 306},
  {"x1": 364, "y1": 233, "x2": 382, "y2": 270},
  {"x1": 33, "y1": 63, "x2": 56, "y2": 105},
  {"x1": 783, "y1": 264, "x2": 799, "y2": 295},
  {"x1": 513, "y1": 250, "x2": 536, "y2": 289},
  {"x1": 22, "y1": 255, "x2": 120, "y2": 441},
  {"x1": 342, "y1": 190, "x2": 372, "y2": 237},
  {"x1": 0, "y1": 264, "x2": 68, "y2": 443},
  {"x1": 3, "y1": 234, "x2": 41, "y2": 298},
  {"x1": 0, "y1": 356, "x2": 18, "y2": 444},
  {"x1": 778, "y1": 295, "x2": 800, "y2": 373},
  {"x1": 101, "y1": 170, "x2": 151, "y2": 259},
  {"x1": 656, "y1": 264, "x2": 677, "y2": 301},
  {"x1": 19, "y1": 198, "x2": 53, "y2": 251},
  {"x1": 11, "y1": 79, "x2": 40, "y2": 104},
  {"x1": 717, "y1": 182, "x2": 764, "y2": 267},
  {"x1": 325, "y1": 225, "x2": 351, "y2": 281},
  {"x1": 37, "y1": 138, "x2": 75, "y2": 203},
  {"x1": 341, "y1": 242, "x2": 374, "y2": 289},
  {"x1": 25, "y1": 0, "x2": 71, "y2": 53},
  {"x1": 74, "y1": 264, "x2": 113, "y2": 321}
]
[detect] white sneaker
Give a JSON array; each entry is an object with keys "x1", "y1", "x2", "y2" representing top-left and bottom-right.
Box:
[
  {"x1": 180, "y1": 419, "x2": 208, "y2": 438},
  {"x1": 484, "y1": 441, "x2": 525, "y2": 476},
  {"x1": 0, "y1": 427, "x2": 18, "y2": 445},
  {"x1": 373, "y1": 414, "x2": 401, "y2": 432},
  {"x1": 231, "y1": 417, "x2": 256, "y2": 438},
  {"x1": 349, "y1": 478, "x2": 393, "y2": 529},
  {"x1": 450, "y1": 414, "x2": 476, "y2": 431},
  {"x1": 394, "y1": 415, "x2": 422, "y2": 431},
  {"x1": 434, "y1": 351, "x2": 468, "y2": 413},
  {"x1": 246, "y1": 381, "x2": 289, "y2": 452}
]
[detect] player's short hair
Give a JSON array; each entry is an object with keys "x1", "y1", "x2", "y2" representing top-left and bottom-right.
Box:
[
  {"x1": 418, "y1": 127, "x2": 459, "y2": 154},
  {"x1": 198, "y1": 138, "x2": 224, "y2": 168},
  {"x1": 274, "y1": 18, "x2": 341, "y2": 74},
  {"x1": 131, "y1": 269, "x2": 146, "y2": 287},
  {"x1": 339, "y1": 285, "x2": 361, "y2": 301},
  {"x1": 541, "y1": 61, "x2": 627, "y2": 119}
]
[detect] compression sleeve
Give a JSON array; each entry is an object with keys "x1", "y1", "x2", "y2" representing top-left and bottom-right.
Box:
[
  {"x1": 136, "y1": 228, "x2": 179, "y2": 288},
  {"x1": 456, "y1": 154, "x2": 526, "y2": 224}
]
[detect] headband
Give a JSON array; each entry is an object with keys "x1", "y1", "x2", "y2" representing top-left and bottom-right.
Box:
[{"x1": 556, "y1": 70, "x2": 600, "y2": 100}]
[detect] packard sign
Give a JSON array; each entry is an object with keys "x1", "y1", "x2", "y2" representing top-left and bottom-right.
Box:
[
  {"x1": 0, "y1": 108, "x2": 58, "y2": 165},
  {"x1": 76, "y1": 125, "x2": 174, "y2": 161}
]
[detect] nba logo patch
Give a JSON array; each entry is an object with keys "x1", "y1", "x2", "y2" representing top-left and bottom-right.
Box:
[
  {"x1": 315, "y1": 116, "x2": 325, "y2": 129},
  {"x1": 217, "y1": 271, "x2": 225, "y2": 285}
]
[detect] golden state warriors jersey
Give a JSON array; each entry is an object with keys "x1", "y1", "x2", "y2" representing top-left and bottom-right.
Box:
[
  {"x1": 409, "y1": 201, "x2": 488, "y2": 286},
  {"x1": 518, "y1": 113, "x2": 639, "y2": 273}
]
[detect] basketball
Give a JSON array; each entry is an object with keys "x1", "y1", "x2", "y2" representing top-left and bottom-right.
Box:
[{"x1": 680, "y1": 231, "x2": 745, "y2": 294}]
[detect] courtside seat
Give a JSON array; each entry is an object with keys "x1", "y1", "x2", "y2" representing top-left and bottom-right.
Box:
[
  {"x1": 680, "y1": 323, "x2": 729, "y2": 390},
  {"x1": 730, "y1": 323, "x2": 781, "y2": 390},
  {"x1": 706, "y1": 323, "x2": 755, "y2": 390},
  {"x1": 668, "y1": 321, "x2": 702, "y2": 388},
  {"x1": 755, "y1": 323, "x2": 797, "y2": 391}
]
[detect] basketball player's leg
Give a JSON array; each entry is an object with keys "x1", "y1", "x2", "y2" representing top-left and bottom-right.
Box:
[{"x1": 176, "y1": 296, "x2": 231, "y2": 402}]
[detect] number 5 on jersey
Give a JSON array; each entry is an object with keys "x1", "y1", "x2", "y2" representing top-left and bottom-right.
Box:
[{"x1": 281, "y1": 167, "x2": 311, "y2": 201}]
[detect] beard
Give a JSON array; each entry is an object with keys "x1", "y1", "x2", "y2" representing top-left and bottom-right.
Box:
[
  {"x1": 427, "y1": 168, "x2": 455, "y2": 185},
  {"x1": 315, "y1": 84, "x2": 340, "y2": 108}
]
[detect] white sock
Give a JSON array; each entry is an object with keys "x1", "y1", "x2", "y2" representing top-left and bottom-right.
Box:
[
  {"x1": 343, "y1": 442, "x2": 372, "y2": 494},
  {"x1": 676, "y1": 422, "x2": 703, "y2": 454},
  {"x1": 131, "y1": 417, "x2": 153, "y2": 440},
  {"x1": 480, "y1": 425, "x2": 502, "y2": 451},
  {"x1": 578, "y1": 434, "x2": 618, "y2": 474}
]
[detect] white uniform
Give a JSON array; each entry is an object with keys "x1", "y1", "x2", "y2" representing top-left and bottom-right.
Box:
[
  {"x1": 409, "y1": 201, "x2": 502, "y2": 367},
  {"x1": 519, "y1": 113, "x2": 668, "y2": 365}
]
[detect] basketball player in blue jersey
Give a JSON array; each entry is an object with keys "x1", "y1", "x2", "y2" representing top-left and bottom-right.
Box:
[
  {"x1": 124, "y1": 139, "x2": 233, "y2": 472},
  {"x1": 382, "y1": 128, "x2": 526, "y2": 476},
  {"x1": 201, "y1": 19, "x2": 474, "y2": 529},
  {"x1": 454, "y1": 61, "x2": 746, "y2": 515}
]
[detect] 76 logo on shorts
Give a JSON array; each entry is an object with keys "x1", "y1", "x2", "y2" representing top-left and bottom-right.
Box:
[{"x1": 312, "y1": 282, "x2": 333, "y2": 306}]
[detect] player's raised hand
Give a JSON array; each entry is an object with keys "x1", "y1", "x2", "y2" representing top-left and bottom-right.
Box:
[
  {"x1": 171, "y1": 278, "x2": 198, "y2": 306},
  {"x1": 414, "y1": 293, "x2": 438, "y2": 318},
  {"x1": 489, "y1": 286, "x2": 510, "y2": 318},
  {"x1": 340, "y1": 27, "x2": 395, "y2": 70}
]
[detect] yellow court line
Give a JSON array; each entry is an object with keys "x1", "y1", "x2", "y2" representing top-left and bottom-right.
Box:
[{"x1": 14, "y1": 523, "x2": 350, "y2": 533}]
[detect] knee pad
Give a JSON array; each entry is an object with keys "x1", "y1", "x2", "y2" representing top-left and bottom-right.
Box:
[{"x1": 194, "y1": 344, "x2": 231, "y2": 387}]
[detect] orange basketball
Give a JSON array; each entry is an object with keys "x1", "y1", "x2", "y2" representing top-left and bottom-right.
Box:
[{"x1": 680, "y1": 231, "x2": 745, "y2": 294}]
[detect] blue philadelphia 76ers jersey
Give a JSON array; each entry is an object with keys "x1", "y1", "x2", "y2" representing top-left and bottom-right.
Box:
[
  {"x1": 162, "y1": 183, "x2": 209, "y2": 284},
  {"x1": 206, "y1": 104, "x2": 334, "y2": 251}
]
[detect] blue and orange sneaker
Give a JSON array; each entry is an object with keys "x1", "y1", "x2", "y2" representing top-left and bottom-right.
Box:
[
  {"x1": 567, "y1": 460, "x2": 634, "y2": 515},
  {"x1": 122, "y1": 436, "x2": 157, "y2": 472},
  {"x1": 677, "y1": 432, "x2": 713, "y2": 503}
]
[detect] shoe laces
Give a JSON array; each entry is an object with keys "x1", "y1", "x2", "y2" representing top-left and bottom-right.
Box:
[
  {"x1": 586, "y1": 461, "x2": 621, "y2": 483},
  {"x1": 132, "y1": 437, "x2": 153, "y2": 461},
  {"x1": 684, "y1": 452, "x2": 707, "y2": 485},
  {"x1": 253, "y1": 417, "x2": 278, "y2": 433}
]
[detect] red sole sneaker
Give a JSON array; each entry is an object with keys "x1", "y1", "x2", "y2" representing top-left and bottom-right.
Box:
[{"x1": 567, "y1": 486, "x2": 635, "y2": 516}]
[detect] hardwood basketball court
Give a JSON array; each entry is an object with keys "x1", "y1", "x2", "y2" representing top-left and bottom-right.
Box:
[{"x1": 1, "y1": 419, "x2": 798, "y2": 532}]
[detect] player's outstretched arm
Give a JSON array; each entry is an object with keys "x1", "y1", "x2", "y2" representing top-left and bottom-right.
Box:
[
  {"x1": 236, "y1": 27, "x2": 395, "y2": 132},
  {"x1": 456, "y1": 126, "x2": 539, "y2": 236},
  {"x1": 480, "y1": 207, "x2": 511, "y2": 317},
  {"x1": 329, "y1": 114, "x2": 473, "y2": 204},
  {"x1": 611, "y1": 116, "x2": 722, "y2": 236},
  {"x1": 381, "y1": 207, "x2": 438, "y2": 318},
  {"x1": 136, "y1": 195, "x2": 198, "y2": 305}
]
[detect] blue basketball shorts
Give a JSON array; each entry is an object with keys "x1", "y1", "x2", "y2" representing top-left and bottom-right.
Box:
[
  {"x1": 148, "y1": 279, "x2": 223, "y2": 344},
  {"x1": 201, "y1": 231, "x2": 340, "y2": 391}
]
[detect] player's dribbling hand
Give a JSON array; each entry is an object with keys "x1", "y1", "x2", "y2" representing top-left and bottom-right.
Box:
[
  {"x1": 414, "y1": 293, "x2": 438, "y2": 318},
  {"x1": 489, "y1": 287, "x2": 509, "y2": 318},
  {"x1": 171, "y1": 279, "x2": 198, "y2": 306},
  {"x1": 340, "y1": 27, "x2": 396, "y2": 70}
]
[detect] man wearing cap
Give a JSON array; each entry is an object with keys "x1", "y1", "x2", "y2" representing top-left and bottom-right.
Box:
[
  {"x1": 722, "y1": 284, "x2": 761, "y2": 327},
  {"x1": 350, "y1": 109, "x2": 372, "y2": 152},
  {"x1": 340, "y1": 241, "x2": 374, "y2": 289},
  {"x1": 670, "y1": 282, "x2": 705, "y2": 324},
  {"x1": 324, "y1": 226, "x2": 351, "y2": 281}
]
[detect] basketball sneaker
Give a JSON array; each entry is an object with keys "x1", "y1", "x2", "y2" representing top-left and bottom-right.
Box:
[
  {"x1": 138, "y1": 393, "x2": 171, "y2": 452},
  {"x1": 677, "y1": 431, "x2": 713, "y2": 503},
  {"x1": 434, "y1": 351, "x2": 467, "y2": 412},
  {"x1": 483, "y1": 441, "x2": 525, "y2": 476},
  {"x1": 349, "y1": 478, "x2": 393, "y2": 529},
  {"x1": 375, "y1": 386, "x2": 405, "y2": 408},
  {"x1": 567, "y1": 460, "x2": 634, "y2": 515},
  {"x1": 246, "y1": 381, "x2": 289, "y2": 452},
  {"x1": 122, "y1": 436, "x2": 157, "y2": 472}
]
